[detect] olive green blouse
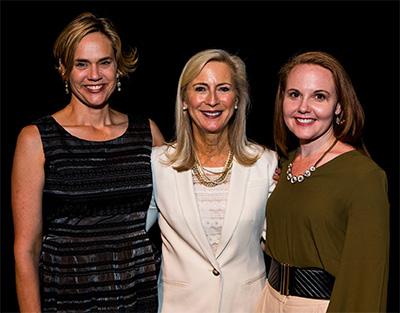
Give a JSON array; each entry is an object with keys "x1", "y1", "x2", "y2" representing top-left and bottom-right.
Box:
[{"x1": 265, "y1": 150, "x2": 390, "y2": 312}]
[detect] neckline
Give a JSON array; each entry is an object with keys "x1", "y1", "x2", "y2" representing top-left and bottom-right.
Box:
[
  {"x1": 49, "y1": 114, "x2": 130, "y2": 143},
  {"x1": 285, "y1": 149, "x2": 358, "y2": 184},
  {"x1": 288, "y1": 149, "x2": 358, "y2": 170}
]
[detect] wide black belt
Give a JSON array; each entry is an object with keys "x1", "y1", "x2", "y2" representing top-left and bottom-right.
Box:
[{"x1": 268, "y1": 258, "x2": 335, "y2": 300}]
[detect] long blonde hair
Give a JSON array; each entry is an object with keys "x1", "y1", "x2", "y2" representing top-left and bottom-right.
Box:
[{"x1": 166, "y1": 49, "x2": 261, "y2": 172}]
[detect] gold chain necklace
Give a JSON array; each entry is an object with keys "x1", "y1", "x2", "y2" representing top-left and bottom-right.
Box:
[
  {"x1": 287, "y1": 139, "x2": 338, "y2": 184},
  {"x1": 192, "y1": 151, "x2": 234, "y2": 187}
]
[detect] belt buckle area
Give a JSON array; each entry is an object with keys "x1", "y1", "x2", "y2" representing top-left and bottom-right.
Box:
[{"x1": 279, "y1": 263, "x2": 290, "y2": 296}]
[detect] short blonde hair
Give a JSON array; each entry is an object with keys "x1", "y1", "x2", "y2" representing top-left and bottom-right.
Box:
[
  {"x1": 53, "y1": 12, "x2": 137, "y2": 81},
  {"x1": 166, "y1": 49, "x2": 262, "y2": 172}
]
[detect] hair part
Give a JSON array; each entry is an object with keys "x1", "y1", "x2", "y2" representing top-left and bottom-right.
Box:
[
  {"x1": 53, "y1": 12, "x2": 138, "y2": 82},
  {"x1": 165, "y1": 49, "x2": 262, "y2": 172},
  {"x1": 274, "y1": 51, "x2": 370, "y2": 159}
]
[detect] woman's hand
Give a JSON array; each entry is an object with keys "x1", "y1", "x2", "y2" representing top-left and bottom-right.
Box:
[{"x1": 273, "y1": 167, "x2": 281, "y2": 185}]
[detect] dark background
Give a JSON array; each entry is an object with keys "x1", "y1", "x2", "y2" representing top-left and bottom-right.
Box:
[{"x1": 1, "y1": 1, "x2": 399, "y2": 312}]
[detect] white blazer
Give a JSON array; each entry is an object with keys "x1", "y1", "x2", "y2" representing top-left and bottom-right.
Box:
[{"x1": 148, "y1": 145, "x2": 278, "y2": 313}]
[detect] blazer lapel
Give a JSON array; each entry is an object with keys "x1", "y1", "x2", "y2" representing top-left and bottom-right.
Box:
[
  {"x1": 174, "y1": 169, "x2": 219, "y2": 268},
  {"x1": 215, "y1": 161, "x2": 250, "y2": 259}
]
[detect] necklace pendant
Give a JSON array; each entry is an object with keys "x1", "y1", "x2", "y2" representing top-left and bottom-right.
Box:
[
  {"x1": 290, "y1": 176, "x2": 297, "y2": 184},
  {"x1": 304, "y1": 170, "x2": 311, "y2": 177},
  {"x1": 310, "y1": 166, "x2": 316, "y2": 172},
  {"x1": 297, "y1": 174, "x2": 304, "y2": 183}
]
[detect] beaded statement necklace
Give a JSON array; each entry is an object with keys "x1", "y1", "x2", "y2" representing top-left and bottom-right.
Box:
[
  {"x1": 192, "y1": 151, "x2": 234, "y2": 187},
  {"x1": 287, "y1": 139, "x2": 338, "y2": 184}
]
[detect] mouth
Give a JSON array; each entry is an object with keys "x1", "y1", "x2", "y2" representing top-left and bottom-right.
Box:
[
  {"x1": 85, "y1": 85, "x2": 105, "y2": 92},
  {"x1": 202, "y1": 111, "x2": 223, "y2": 118},
  {"x1": 295, "y1": 117, "x2": 316, "y2": 125}
]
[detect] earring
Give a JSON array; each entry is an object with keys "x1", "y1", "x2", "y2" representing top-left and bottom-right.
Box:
[
  {"x1": 117, "y1": 78, "x2": 122, "y2": 92},
  {"x1": 234, "y1": 105, "x2": 238, "y2": 110},
  {"x1": 65, "y1": 81, "x2": 69, "y2": 94},
  {"x1": 335, "y1": 115, "x2": 345, "y2": 125},
  {"x1": 183, "y1": 106, "x2": 187, "y2": 112}
]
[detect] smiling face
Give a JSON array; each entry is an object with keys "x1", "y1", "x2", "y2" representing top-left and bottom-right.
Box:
[
  {"x1": 67, "y1": 32, "x2": 118, "y2": 108},
  {"x1": 283, "y1": 64, "x2": 341, "y2": 144},
  {"x1": 183, "y1": 61, "x2": 238, "y2": 139}
]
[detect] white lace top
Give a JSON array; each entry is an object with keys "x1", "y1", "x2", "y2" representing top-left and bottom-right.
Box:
[{"x1": 192, "y1": 167, "x2": 231, "y2": 254}]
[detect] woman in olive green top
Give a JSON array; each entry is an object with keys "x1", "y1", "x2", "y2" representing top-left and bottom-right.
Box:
[{"x1": 255, "y1": 52, "x2": 389, "y2": 313}]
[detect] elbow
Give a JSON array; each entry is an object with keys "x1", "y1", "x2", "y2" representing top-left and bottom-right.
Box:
[{"x1": 13, "y1": 238, "x2": 42, "y2": 269}]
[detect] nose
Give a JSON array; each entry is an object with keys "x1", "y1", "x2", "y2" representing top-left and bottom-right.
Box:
[
  {"x1": 88, "y1": 65, "x2": 102, "y2": 81},
  {"x1": 206, "y1": 90, "x2": 219, "y2": 107},
  {"x1": 298, "y1": 98, "x2": 311, "y2": 113}
]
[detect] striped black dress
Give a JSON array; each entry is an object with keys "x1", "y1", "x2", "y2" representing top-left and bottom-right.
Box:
[{"x1": 34, "y1": 114, "x2": 159, "y2": 312}]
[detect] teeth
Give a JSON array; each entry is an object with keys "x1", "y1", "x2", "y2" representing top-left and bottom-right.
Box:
[
  {"x1": 86, "y1": 85, "x2": 103, "y2": 90},
  {"x1": 296, "y1": 118, "x2": 315, "y2": 123},
  {"x1": 203, "y1": 112, "x2": 222, "y2": 117}
]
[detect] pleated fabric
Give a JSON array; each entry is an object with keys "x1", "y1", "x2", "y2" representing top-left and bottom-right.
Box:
[{"x1": 34, "y1": 114, "x2": 159, "y2": 312}]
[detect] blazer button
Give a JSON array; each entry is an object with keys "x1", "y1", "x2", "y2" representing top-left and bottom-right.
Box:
[{"x1": 212, "y1": 269, "x2": 220, "y2": 276}]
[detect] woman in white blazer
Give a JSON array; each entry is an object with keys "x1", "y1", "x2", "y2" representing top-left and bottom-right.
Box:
[{"x1": 147, "y1": 49, "x2": 278, "y2": 313}]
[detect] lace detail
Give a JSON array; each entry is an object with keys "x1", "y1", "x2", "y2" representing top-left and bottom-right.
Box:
[{"x1": 193, "y1": 167, "x2": 231, "y2": 253}]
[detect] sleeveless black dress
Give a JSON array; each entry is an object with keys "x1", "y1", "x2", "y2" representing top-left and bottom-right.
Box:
[{"x1": 34, "y1": 114, "x2": 159, "y2": 312}]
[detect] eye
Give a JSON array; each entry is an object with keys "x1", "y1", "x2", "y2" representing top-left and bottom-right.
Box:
[
  {"x1": 314, "y1": 93, "x2": 327, "y2": 100},
  {"x1": 218, "y1": 86, "x2": 231, "y2": 92},
  {"x1": 75, "y1": 62, "x2": 87, "y2": 68},
  {"x1": 288, "y1": 91, "x2": 300, "y2": 98},
  {"x1": 194, "y1": 86, "x2": 206, "y2": 92},
  {"x1": 100, "y1": 60, "x2": 111, "y2": 66}
]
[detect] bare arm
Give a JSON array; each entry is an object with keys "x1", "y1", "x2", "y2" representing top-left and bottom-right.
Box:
[
  {"x1": 11, "y1": 125, "x2": 45, "y2": 312},
  {"x1": 149, "y1": 119, "x2": 165, "y2": 147}
]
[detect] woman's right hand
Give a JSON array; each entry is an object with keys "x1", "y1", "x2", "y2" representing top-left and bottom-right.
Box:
[{"x1": 273, "y1": 167, "x2": 281, "y2": 185}]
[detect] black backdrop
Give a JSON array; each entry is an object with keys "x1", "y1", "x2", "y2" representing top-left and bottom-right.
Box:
[{"x1": 1, "y1": 1, "x2": 399, "y2": 312}]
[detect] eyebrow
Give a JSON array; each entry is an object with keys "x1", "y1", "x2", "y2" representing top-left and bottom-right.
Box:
[
  {"x1": 314, "y1": 89, "x2": 331, "y2": 95},
  {"x1": 192, "y1": 82, "x2": 233, "y2": 87},
  {"x1": 286, "y1": 88, "x2": 331, "y2": 95},
  {"x1": 74, "y1": 56, "x2": 113, "y2": 63}
]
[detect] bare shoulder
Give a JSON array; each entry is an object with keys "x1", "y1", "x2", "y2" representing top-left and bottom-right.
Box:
[
  {"x1": 149, "y1": 119, "x2": 165, "y2": 146},
  {"x1": 336, "y1": 140, "x2": 355, "y2": 154},
  {"x1": 16, "y1": 125, "x2": 42, "y2": 150},
  {"x1": 323, "y1": 140, "x2": 355, "y2": 165},
  {"x1": 331, "y1": 140, "x2": 355, "y2": 159},
  {"x1": 13, "y1": 124, "x2": 44, "y2": 169}
]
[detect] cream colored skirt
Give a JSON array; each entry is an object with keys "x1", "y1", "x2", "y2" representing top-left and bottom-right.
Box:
[{"x1": 254, "y1": 280, "x2": 330, "y2": 313}]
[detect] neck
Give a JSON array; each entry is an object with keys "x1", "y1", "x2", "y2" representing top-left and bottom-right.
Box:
[
  {"x1": 194, "y1": 141, "x2": 231, "y2": 168},
  {"x1": 62, "y1": 103, "x2": 115, "y2": 127},
  {"x1": 193, "y1": 128, "x2": 230, "y2": 155},
  {"x1": 297, "y1": 131, "x2": 336, "y2": 158}
]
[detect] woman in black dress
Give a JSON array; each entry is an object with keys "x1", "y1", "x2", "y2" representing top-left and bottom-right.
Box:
[{"x1": 11, "y1": 12, "x2": 164, "y2": 312}]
